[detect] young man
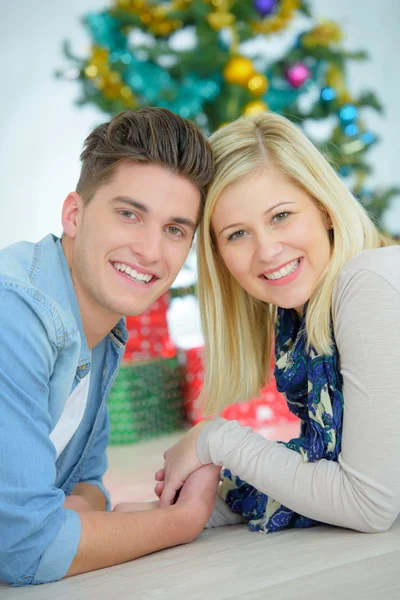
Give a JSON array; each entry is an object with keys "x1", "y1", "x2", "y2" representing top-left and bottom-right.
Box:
[{"x1": 0, "y1": 108, "x2": 220, "y2": 586}]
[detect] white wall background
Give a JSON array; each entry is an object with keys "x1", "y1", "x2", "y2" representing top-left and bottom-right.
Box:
[{"x1": 0, "y1": 0, "x2": 399, "y2": 250}]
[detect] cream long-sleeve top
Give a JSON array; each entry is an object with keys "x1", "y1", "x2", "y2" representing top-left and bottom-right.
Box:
[{"x1": 197, "y1": 246, "x2": 400, "y2": 533}]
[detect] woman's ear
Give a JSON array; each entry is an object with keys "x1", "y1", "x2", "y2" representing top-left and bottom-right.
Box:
[
  {"x1": 325, "y1": 213, "x2": 334, "y2": 245},
  {"x1": 324, "y1": 211, "x2": 333, "y2": 231},
  {"x1": 61, "y1": 192, "x2": 84, "y2": 239}
]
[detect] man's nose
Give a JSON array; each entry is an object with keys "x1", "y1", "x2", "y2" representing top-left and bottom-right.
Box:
[{"x1": 129, "y1": 225, "x2": 163, "y2": 265}]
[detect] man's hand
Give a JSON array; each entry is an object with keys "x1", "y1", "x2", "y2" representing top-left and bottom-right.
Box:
[
  {"x1": 177, "y1": 463, "x2": 221, "y2": 519},
  {"x1": 114, "y1": 463, "x2": 221, "y2": 532},
  {"x1": 155, "y1": 421, "x2": 211, "y2": 508}
]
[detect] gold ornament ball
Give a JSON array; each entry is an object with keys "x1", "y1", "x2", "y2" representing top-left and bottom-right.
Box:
[
  {"x1": 243, "y1": 100, "x2": 269, "y2": 116},
  {"x1": 207, "y1": 11, "x2": 235, "y2": 31},
  {"x1": 224, "y1": 56, "x2": 254, "y2": 86},
  {"x1": 84, "y1": 64, "x2": 98, "y2": 78},
  {"x1": 248, "y1": 73, "x2": 268, "y2": 96}
]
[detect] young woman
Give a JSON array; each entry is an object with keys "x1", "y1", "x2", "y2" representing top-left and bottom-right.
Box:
[{"x1": 157, "y1": 112, "x2": 400, "y2": 534}]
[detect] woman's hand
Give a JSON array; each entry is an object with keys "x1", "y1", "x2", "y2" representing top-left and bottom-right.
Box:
[{"x1": 156, "y1": 421, "x2": 209, "y2": 507}]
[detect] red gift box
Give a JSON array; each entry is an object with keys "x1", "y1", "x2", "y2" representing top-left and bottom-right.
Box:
[
  {"x1": 124, "y1": 293, "x2": 176, "y2": 361},
  {"x1": 181, "y1": 346, "x2": 299, "y2": 427}
]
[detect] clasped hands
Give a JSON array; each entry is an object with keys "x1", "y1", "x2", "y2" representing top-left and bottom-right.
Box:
[
  {"x1": 154, "y1": 421, "x2": 212, "y2": 507},
  {"x1": 114, "y1": 421, "x2": 220, "y2": 519}
]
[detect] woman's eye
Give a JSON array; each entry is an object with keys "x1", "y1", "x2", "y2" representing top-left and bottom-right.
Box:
[
  {"x1": 227, "y1": 229, "x2": 246, "y2": 241},
  {"x1": 272, "y1": 211, "x2": 290, "y2": 224}
]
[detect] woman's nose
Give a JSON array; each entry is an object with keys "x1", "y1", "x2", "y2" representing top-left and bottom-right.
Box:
[{"x1": 256, "y1": 235, "x2": 284, "y2": 264}]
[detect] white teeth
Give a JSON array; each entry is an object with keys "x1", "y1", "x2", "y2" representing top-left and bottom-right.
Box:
[
  {"x1": 264, "y1": 259, "x2": 299, "y2": 280},
  {"x1": 113, "y1": 262, "x2": 154, "y2": 284}
]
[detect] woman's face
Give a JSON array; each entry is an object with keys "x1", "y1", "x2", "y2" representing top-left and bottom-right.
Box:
[{"x1": 211, "y1": 167, "x2": 332, "y2": 313}]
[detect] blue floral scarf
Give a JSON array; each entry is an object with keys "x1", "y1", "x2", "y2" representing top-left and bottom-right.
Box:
[{"x1": 219, "y1": 305, "x2": 344, "y2": 533}]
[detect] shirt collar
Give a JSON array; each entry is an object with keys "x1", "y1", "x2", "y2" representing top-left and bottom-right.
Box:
[{"x1": 55, "y1": 237, "x2": 91, "y2": 368}]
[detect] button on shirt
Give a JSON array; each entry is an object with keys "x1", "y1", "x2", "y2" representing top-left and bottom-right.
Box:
[{"x1": 0, "y1": 234, "x2": 127, "y2": 586}]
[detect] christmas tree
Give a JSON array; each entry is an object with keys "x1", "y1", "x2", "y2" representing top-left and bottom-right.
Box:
[
  {"x1": 61, "y1": 0, "x2": 399, "y2": 440},
  {"x1": 59, "y1": 0, "x2": 399, "y2": 232}
]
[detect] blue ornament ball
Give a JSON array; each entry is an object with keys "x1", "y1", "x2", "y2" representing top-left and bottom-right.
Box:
[
  {"x1": 339, "y1": 104, "x2": 358, "y2": 123},
  {"x1": 338, "y1": 165, "x2": 352, "y2": 178},
  {"x1": 254, "y1": 0, "x2": 278, "y2": 17},
  {"x1": 360, "y1": 131, "x2": 375, "y2": 145},
  {"x1": 321, "y1": 87, "x2": 336, "y2": 102},
  {"x1": 344, "y1": 123, "x2": 358, "y2": 137}
]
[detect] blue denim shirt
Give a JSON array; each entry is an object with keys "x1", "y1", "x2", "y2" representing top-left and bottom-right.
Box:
[{"x1": 0, "y1": 234, "x2": 127, "y2": 586}]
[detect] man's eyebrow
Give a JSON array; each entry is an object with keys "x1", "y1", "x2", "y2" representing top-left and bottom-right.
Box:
[
  {"x1": 172, "y1": 217, "x2": 197, "y2": 230},
  {"x1": 110, "y1": 195, "x2": 197, "y2": 230},
  {"x1": 109, "y1": 196, "x2": 148, "y2": 213}
]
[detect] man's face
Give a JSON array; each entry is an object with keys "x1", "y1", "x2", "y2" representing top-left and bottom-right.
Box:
[{"x1": 67, "y1": 162, "x2": 201, "y2": 321}]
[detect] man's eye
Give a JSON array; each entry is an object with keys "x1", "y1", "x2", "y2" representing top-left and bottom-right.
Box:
[
  {"x1": 120, "y1": 210, "x2": 136, "y2": 220},
  {"x1": 168, "y1": 226, "x2": 183, "y2": 236},
  {"x1": 227, "y1": 229, "x2": 246, "y2": 241}
]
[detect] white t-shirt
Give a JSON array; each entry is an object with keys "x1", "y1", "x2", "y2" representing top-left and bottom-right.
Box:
[{"x1": 50, "y1": 371, "x2": 91, "y2": 460}]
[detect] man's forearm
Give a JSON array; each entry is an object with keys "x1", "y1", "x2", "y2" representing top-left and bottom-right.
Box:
[
  {"x1": 63, "y1": 482, "x2": 107, "y2": 513},
  {"x1": 66, "y1": 504, "x2": 200, "y2": 578},
  {"x1": 72, "y1": 482, "x2": 107, "y2": 510}
]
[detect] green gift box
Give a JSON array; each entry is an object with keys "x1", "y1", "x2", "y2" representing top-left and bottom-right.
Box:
[{"x1": 107, "y1": 356, "x2": 185, "y2": 444}]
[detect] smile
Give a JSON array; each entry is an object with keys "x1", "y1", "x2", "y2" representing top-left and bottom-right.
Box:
[
  {"x1": 111, "y1": 262, "x2": 155, "y2": 285},
  {"x1": 263, "y1": 259, "x2": 300, "y2": 281}
]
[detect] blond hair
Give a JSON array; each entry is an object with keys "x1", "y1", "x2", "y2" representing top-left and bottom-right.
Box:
[{"x1": 198, "y1": 112, "x2": 390, "y2": 416}]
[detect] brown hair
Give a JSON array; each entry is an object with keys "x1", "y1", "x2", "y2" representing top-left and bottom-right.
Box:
[{"x1": 76, "y1": 107, "x2": 214, "y2": 213}]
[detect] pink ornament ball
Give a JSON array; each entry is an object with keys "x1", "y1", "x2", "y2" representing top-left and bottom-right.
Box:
[{"x1": 285, "y1": 63, "x2": 311, "y2": 88}]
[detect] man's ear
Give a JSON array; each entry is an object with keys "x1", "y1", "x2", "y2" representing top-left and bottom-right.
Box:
[{"x1": 62, "y1": 192, "x2": 84, "y2": 239}]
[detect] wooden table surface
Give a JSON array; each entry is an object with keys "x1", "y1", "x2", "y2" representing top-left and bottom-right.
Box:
[
  {"x1": 2, "y1": 519, "x2": 400, "y2": 600},
  {"x1": 2, "y1": 427, "x2": 400, "y2": 599}
]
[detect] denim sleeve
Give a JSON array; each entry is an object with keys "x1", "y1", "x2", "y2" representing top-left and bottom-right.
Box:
[
  {"x1": 78, "y1": 407, "x2": 111, "y2": 510},
  {"x1": 0, "y1": 286, "x2": 82, "y2": 586}
]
